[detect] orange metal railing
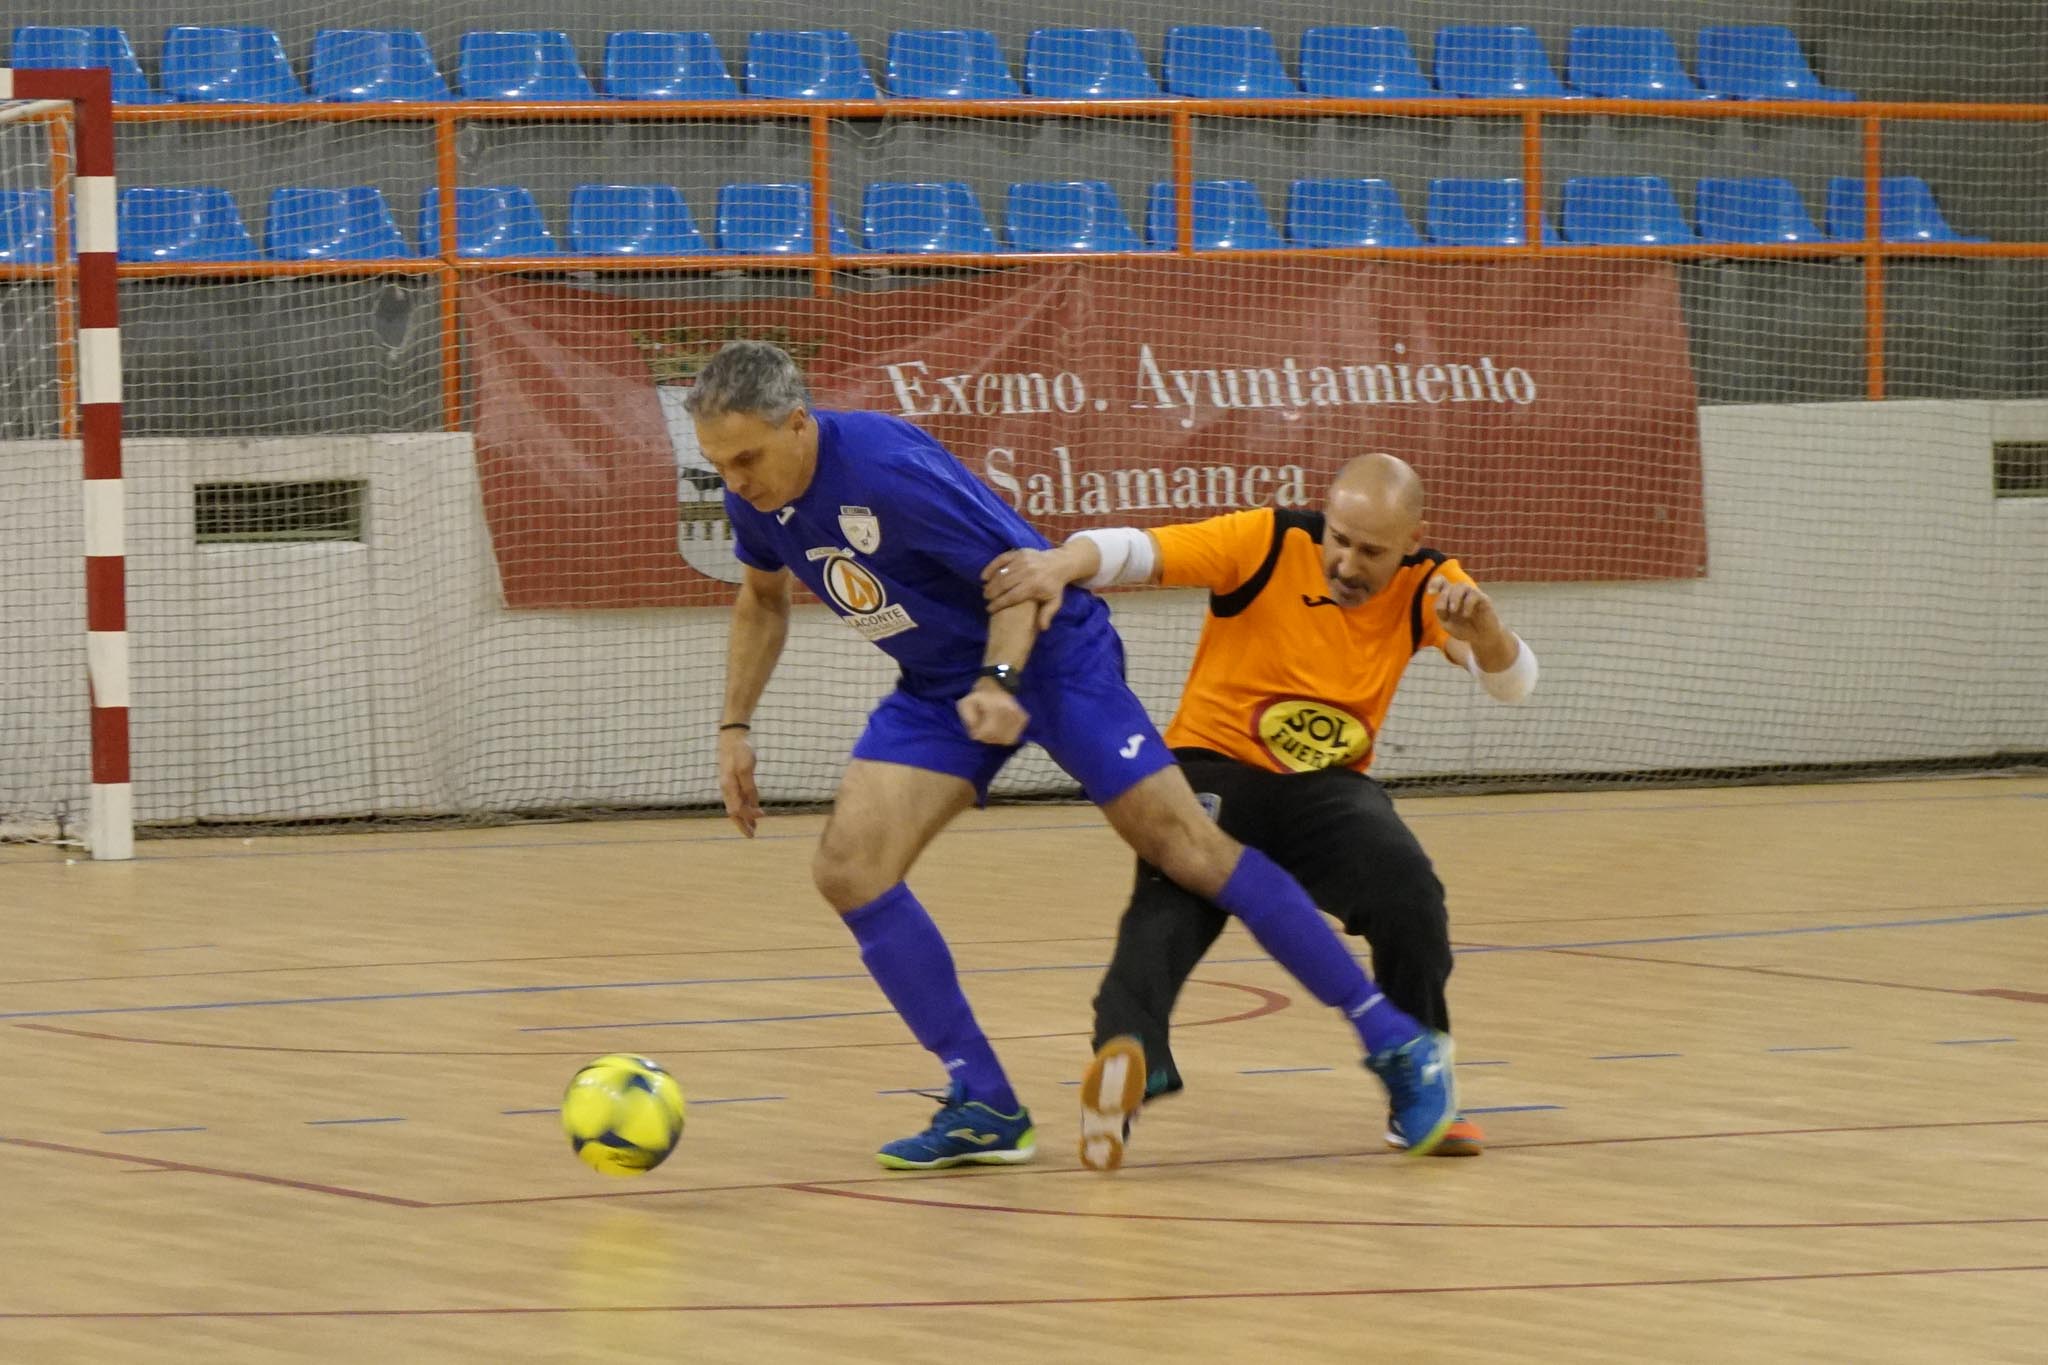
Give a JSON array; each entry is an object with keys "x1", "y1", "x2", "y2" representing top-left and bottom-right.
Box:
[{"x1": 5, "y1": 95, "x2": 2047, "y2": 427}]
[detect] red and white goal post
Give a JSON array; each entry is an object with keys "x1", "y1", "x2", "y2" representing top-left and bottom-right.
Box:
[{"x1": 0, "y1": 68, "x2": 130, "y2": 860}]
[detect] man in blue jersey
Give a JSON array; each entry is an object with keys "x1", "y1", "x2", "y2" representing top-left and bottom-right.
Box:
[{"x1": 691, "y1": 340, "x2": 1456, "y2": 1171}]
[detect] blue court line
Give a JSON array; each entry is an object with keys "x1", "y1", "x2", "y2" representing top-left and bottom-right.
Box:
[
  {"x1": 5, "y1": 906, "x2": 2041, "y2": 1024},
  {"x1": 1937, "y1": 1037, "x2": 2018, "y2": 1046},
  {"x1": 100, "y1": 1125, "x2": 205, "y2": 1135},
  {"x1": 1463, "y1": 1104, "x2": 1563, "y2": 1115},
  {"x1": 505, "y1": 1094, "x2": 788, "y2": 1114},
  {"x1": 521, "y1": 1008, "x2": 894, "y2": 1034},
  {"x1": 304, "y1": 1116, "x2": 405, "y2": 1126},
  {"x1": 1592, "y1": 1052, "x2": 1683, "y2": 1061},
  {"x1": 1239, "y1": 1066, "x2": 1333, "y2": 1075},
  {"x1": 1768, "y1": 1045, "x2": 1852, "y2": 1053}
]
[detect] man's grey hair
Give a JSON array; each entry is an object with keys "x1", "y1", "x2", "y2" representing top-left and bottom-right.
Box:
[{"x1": 683, "y1": 340, "x2": 811, "y2": 422}]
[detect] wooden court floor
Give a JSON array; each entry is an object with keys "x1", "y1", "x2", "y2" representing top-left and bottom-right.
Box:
[{"x1": 1, "y1": 775, "x2": 2044, "y2": 1363}]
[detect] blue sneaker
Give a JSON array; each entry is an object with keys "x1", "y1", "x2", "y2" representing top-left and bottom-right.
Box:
[
  {"x1": 1364, "y1": 1031, "x2": 1456, "y2": 1157},
  {"x1": 875, "y1": 1085, "x2": 1036, "y2": 1170}
]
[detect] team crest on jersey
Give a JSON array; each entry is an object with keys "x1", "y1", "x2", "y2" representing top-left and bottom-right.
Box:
[
  {"x1": 1254, "y1": 698, "x2": 1372, "y2": 772},
  {"x1": 805, "y1": 547, "x2": 916, "y2": 641},
  {"x1": 837, "y1": 506, "x2": 882, "y2": 554}
]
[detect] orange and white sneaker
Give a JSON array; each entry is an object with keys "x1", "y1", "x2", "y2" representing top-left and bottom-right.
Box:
[
  {"x1": 1079, "y1": 1035, "x2": 1148, "y2": 1172},
  {"x1": 1386, "y1": 1111, "x2": 1485, "y2": 1157}
]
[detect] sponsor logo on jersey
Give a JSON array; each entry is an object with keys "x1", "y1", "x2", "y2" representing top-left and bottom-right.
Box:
[
  {"x1": 806, "y1": 547, "x2": 916, "y2": 641},
  {"x1": 1253, "y1": 698, "x2": 1372, "y2": 772}
]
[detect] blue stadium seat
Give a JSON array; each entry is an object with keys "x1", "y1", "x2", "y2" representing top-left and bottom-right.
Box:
[
  {"x1": 0, "y1": 190, "x2": 57, "y2": 263},
  {"x1": 1694, "y1": 178, "x2": 1827, "y2": 243},
  {"x1": 311, "y1": 30, "x2": 449, "y2": 101},
  {"x1": 1285, "y1": 178, "x2": 1422, "y2": 247},
  {"x1": 568, "y1": 184, "x2": 710, "y2": 254},
  {"x1": 1145, "y1": 180, "x2": 1283, "y2": 251},
  {"x1": 1163, "y1": 26, "x2": 1297, "y2": 98},
  {"x1": 1825, "y1": 176, "x2": 1986, "y2": 243},
  {"x1": 715, "y1": 183, "x2": 856, "y2": 254},
  {"x1": 1561, "y1": 177, "x2": 1696, "y2": 243},
  {"x1": 118, "y1": 187, "x2": 257, "y2": 261},
  {"x1": 161, "y1": 25, "x2": 306, "y2": 103},
  {"x1": 745, "y1": 30, "x2": 878, "y2": 98},
  {"x1": 264, "y1": 187, "x2": 411, "y2": 259},
  {"x1": 1434, "y1": 26, "x2": 1569, "y2": 99},
  {"x1": 1023, "y1": 28, "x2": 1160, "y2": 98},
  {"x1": 1697, "y1": 26, "x2": 1855, "y2": 101},
  {"x1": 862, "y1": 181, "x2": 995, "y2": 254},
  {"x1": 11, "y1": 26, "x2": 168, "y2": 104},
  {"x1": 457, "y1": 31, "x2": 594, "y2": 100},
  {"x1": 417, "y1": 186, "x2": 557, "y2": 256},
  {"x1": 604, "y1": 31, "x2": 738, "y2": 99},
  {"x1": 886, "y1": 30, "x2": 1020, "y2": 98},
  {"x1": 1298, "y1": 27, "x2": 1431, "y2": 98},
  {"x1": 1566, "y1": 27, "x2": 1708, "y2": 99},
  {"x1": 1004, "y1": 181, "x2": 1144, "y2": 252},
  {"x1": 1427, "y1": 179, "x2": 1561, "y2": 245}
]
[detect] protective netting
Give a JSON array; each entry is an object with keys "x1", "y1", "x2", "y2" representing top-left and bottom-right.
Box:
[{"x1": 3, "y1": 5, "x2": 2047, "y2": 842}]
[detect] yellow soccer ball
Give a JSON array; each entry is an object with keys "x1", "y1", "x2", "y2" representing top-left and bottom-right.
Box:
[{"x1": 561, "y1": 1053, "x2": 687, "y2": 1176}]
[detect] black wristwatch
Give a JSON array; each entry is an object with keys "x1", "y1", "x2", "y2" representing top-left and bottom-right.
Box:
[{"x1": 976, "y1": 662, "x2": 1021, "y2": 694}]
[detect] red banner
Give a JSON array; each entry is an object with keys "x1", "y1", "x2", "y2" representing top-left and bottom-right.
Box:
[{"x1": 467, "y1": 259, "x2": 1704, "y2": 609}]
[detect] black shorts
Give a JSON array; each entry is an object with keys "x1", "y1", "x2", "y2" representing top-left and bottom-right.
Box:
[{"x1": 1171, "y1": 747, "x2": 1448, "y2": 950}]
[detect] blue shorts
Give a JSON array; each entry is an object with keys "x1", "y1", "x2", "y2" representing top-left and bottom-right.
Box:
[{"x1": 850, "y1": 634, "x2": 1176, "y2": 806}]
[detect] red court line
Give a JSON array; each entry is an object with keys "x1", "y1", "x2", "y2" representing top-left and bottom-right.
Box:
[
  {"x1": 1546, "y1": 947, "x2": 2048, "y2": 1004},
  {"x1": 1, "y1": 1263, "x2": 2042, "y2": 1320},
  {"x1": 11, "y1": 980, "x2": 1290, "y2": 1060},
  {"x1": 7, "y1": 895, "x2": 2038, "y2": 991},
  {"x1": 0, "y1": 930, "x2": 1113, "y2": 989},
  {"x1": 0, "y1": 1135, "x2": 425, "y2": 1208},
  {"x1": 424, "y1": 1116, "x2": 2048, "y2": 1209},
  {"x1": 790, "y1": 1182, "x2": 2048, "y2": 1232}
]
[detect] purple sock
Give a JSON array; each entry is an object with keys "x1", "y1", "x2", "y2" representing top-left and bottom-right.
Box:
[
  {"x1": 842, "y1": 883, "x2": 1019, "y2": 1113},
  {"x1": 1213, "y1": 847, "x2": 1421, "y2": 1056}
]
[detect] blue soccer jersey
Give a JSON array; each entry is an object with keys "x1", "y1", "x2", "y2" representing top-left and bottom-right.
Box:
[{"x1": 724, "y1": 409, "x2": 1108, "y2": 697}]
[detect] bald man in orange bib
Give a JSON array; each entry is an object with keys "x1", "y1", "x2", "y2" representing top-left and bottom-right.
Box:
[{"x1": 985, "y1": 453, "x2": 1538, "y2": 1169}]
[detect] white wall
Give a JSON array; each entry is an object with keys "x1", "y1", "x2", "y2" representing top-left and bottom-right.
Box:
[{"x1": 3, "y1": 399, "x2": 2044, "y2": 832}]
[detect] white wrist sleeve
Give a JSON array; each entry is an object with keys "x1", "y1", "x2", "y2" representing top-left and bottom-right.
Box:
[
  {"x1": 1465, "y1": 636, "x2": 1538, "y2": 703},
  {"x1": 1070, "y1": 528, "x2": 1156, "y2": 589}
]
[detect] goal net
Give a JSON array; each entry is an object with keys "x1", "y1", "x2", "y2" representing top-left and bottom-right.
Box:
[
  {"x1": 2, "y1": 8, "x2": 2046, "y2": 853},
  {"x1": 1, "y1": 91, "x2": 92, "y2": 848}
]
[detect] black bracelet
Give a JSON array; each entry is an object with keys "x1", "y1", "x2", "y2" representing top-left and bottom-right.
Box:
[{"x1": 719, "y1": 722, "x2": 751, "y2": 732}]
